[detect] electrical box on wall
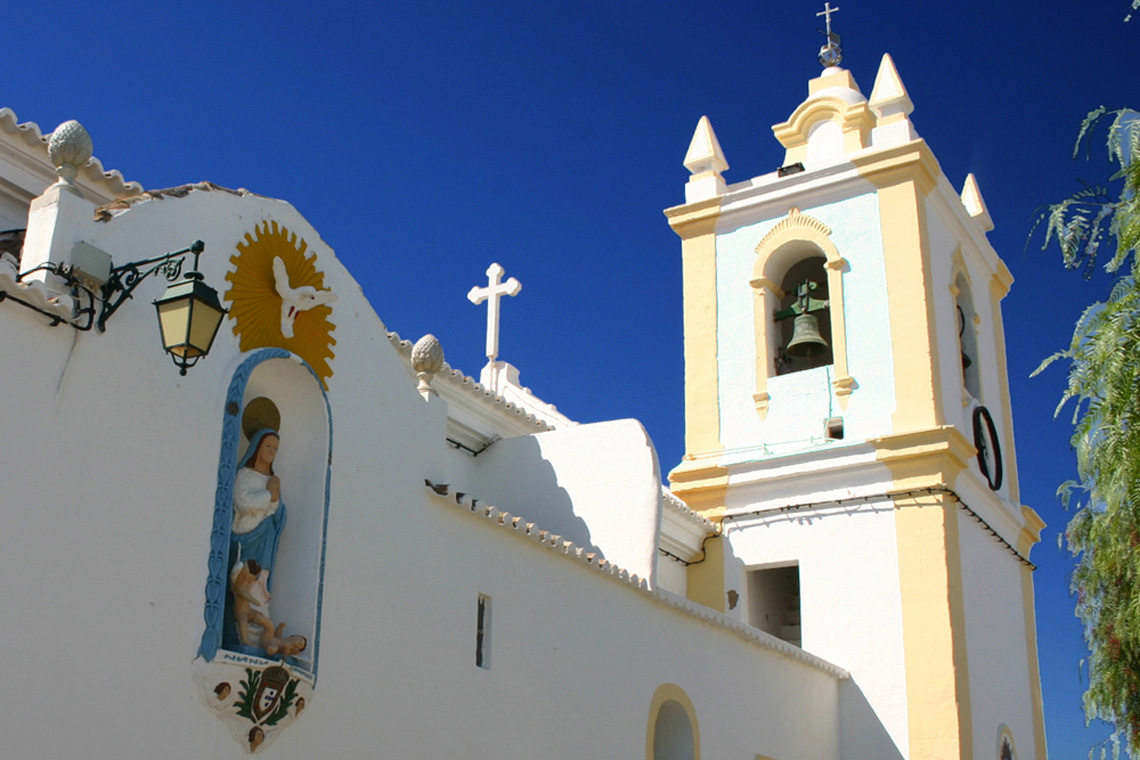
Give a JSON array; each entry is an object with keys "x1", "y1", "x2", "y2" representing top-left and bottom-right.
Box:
[{"x1": 69, "y1": 240, "x2": 111, "y2": 288}]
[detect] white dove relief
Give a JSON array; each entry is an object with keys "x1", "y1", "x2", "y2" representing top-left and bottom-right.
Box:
[{"x1": 272, "y1": 256, "x2": 337, "y2": 339}]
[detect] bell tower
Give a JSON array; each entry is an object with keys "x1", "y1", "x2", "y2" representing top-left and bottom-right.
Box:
[{"x1": 665, "y1": 16, "x2": 1048, "y2": 760}]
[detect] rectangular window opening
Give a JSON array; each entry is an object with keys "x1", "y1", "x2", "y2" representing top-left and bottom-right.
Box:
[
  {"x1": 476, "y1": 594, "x2": 491, "y2": 669},
  {"x1": 747, "y1": 564, "x2": 801, "y2": 647}
]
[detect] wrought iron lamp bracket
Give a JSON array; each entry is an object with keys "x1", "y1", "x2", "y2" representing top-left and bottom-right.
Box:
[{"x1": 96, "y1": 240, "x2": 204, "y2": 332}]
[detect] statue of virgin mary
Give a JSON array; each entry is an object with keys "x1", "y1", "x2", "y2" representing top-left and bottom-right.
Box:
[{"x1": 225, "y1": 428, "x2": 288, "y2": 649}]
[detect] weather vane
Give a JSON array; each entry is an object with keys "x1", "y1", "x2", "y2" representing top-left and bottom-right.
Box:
[{"x1": 816, "y1": 2, "x2": 842, "y2": 68}]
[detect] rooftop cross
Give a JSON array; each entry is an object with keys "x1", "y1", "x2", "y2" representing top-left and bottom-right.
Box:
[
  {"x1": 816, "y1": 2, "x2": 843, "y2": 68},
  {"x1": 816, "y1": 2, "x2": 839, "y2": 34},
  {"x1": 467, "y1": 262, "x2": 521, "y2": 364}
]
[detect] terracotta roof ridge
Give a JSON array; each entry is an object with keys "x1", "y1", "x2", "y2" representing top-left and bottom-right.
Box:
[
  {"x1": 94, "y1": 182, "x2": 259, "y2": 222},
  {"x1": 0, "y1": 107, "x2": 142, "y2": 198}
]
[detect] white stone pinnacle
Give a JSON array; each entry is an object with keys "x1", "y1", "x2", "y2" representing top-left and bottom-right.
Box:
[
  {"x1": 684, "y1": 116, "x2": 728, "y2": 176},
  {"x1": 467, "y1": 262, "x2": 521, "y2": 364},
  {"x1": 961, "y1": 173, "x2": 994, "y2": 232},
  {"x1": 869, "y1": 54, "x2": 913, "y2": 118}
]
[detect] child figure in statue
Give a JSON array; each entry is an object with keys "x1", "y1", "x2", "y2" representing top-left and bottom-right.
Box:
[{"x1": 227, "y1": 429, "x2": 288, "y2": 649}]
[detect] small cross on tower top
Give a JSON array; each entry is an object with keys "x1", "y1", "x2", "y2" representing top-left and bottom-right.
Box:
[
  {"x1": 816, "y1": 2, "x2": 843, "y2": 68},
  {"x1": 467, "y1": 262, "x2": 521, "y2": 365},
  {"x1": 816, "y1": 2, "x2": 839, "y2": 33}
]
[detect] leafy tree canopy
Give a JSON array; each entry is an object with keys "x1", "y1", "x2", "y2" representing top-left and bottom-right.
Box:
[{"x1": 1035, "y1": 107, "x2": 1140, "y2": 757}]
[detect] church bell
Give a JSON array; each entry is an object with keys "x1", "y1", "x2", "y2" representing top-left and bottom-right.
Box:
[{"x1": 786, "y1": 313, "x2": 829, "y2": 357}]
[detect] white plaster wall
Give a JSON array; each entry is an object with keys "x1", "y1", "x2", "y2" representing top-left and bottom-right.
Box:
[
  {"x1": 0, "y1": 189, "x2": 852, "y2": 759},
  {"x1": 956, "y1": 508, "x2": 1040, "y2": 760},
  {"x1": 656, "y1": 555, "x2": 687, "y2": 595},
  {"x1": 924, "y1": 191, "x2": 1018, "y2": 507},
  {"x1": 722, "y1": 498, "x2": 909, "y2": 758},
  {"x1": 467, "y1": 418, "x2": 662, "y2": 583},
  {"x1": 715, "y1": 192, "x2": 896, "y2": 466}
]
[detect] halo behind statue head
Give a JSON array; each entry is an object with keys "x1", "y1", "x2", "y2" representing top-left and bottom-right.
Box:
[{"x1": 242, "y1": 397, "x2": 281, "y2": 441}]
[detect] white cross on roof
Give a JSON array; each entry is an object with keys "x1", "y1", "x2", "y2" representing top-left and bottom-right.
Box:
[{"x1": 467, "y1": 262, "x2": 521, "y2": 364}]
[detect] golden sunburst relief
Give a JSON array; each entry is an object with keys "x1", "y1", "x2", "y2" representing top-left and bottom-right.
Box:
[{"x1": 225, "y1": 220, "x2": 337, "y2": 386}]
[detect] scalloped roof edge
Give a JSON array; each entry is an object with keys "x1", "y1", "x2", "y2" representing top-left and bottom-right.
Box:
[
  {"x1": 0, "y1": 107, "x2": 142, "y2": 198},
  {"x1": 387, "y1": 329, "x2": 552, "y2": 431}
]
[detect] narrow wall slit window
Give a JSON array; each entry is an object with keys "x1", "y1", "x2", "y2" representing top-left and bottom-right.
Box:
[{"x1": 476, "y1": 594, "x2": 490, "y2": 669}]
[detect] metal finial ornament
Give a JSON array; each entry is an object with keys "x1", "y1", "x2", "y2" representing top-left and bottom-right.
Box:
[{"x1": 816, "y1": 2, "x2": 842, "y2": 68}]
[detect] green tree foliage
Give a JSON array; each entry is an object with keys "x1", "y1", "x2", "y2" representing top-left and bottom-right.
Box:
[{"x1": 1036, "y1": 107, "x2": 1140, "y2": 756}]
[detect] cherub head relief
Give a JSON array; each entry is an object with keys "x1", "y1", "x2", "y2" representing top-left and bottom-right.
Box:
[{"x1": 273, "y1": 256, "x2": 337, "y2": 339}]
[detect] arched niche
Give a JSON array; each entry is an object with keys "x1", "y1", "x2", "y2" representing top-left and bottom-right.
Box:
[
  {"x1": 949, "y1": 254, "x2": 981, "y2": 403},
  {"x1": 750, "y1": 208, "x2": 853, "y2": 419},
  {"x1": 646, "y1": 684, "x2": 700, "y2": 760},
  {"x1": 996, "y1": 725, "x2": 1016, "y2": 760},
  {"x1": 198, "y1": 348, "x2": 332, "y2": 681}
]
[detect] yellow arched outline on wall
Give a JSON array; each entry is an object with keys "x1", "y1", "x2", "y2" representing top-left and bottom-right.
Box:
[
  {"x1": 645, "y1": 683, "x2": 701, "y2": 760},
  {"x1": 771, "y1": 69, "x2": 875, "y2": 164},
  {"x1": 751, "y1": 207, "x2": 853, "y2": 419},
  {"x1": 996, "y1": 723, "x2": 1017, "y2": 759}
]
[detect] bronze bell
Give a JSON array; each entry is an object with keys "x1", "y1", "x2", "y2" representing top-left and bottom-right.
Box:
[{"x1": 786, "y1": 313, "x2": 829, "y2": 357}]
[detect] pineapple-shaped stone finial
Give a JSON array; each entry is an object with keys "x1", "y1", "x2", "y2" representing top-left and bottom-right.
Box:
[
  {"x1": 48, "y1": 120, "x2": 93, "y2": 188},
  {"x1": 412, "y1": 334, "x2": 445, "y2": 398}
]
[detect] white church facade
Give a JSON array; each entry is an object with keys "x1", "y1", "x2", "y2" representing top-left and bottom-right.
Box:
[{"x1": 0, "y1": 34, "x2": 1046, "y2": 760}]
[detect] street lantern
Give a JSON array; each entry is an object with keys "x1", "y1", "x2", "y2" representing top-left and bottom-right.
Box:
[{"x1": 154, "y1": 256, "x2": 227, "y2": 375}]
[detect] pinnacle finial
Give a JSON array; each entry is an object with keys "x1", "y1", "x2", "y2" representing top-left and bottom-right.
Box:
[
  {"x1": 816, "y1": 3, "x2": 842, "y2": 68},
  {"x1": 47, "y1": 120, "x2": 93, "y2": 188},
  {"x1": 412, "y1": 334, "x2": 445, "y2": 397},
  {"x1": 683, "y1": 116, "x2": 728, "y2": 177}
]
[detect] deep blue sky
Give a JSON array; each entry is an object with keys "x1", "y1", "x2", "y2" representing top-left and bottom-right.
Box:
[{"x1": 4, "y1": 1, "x2": 1136, "y2": 755}]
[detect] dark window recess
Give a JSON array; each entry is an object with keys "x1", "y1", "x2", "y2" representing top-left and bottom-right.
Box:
[
  {"x1": 748, "y1": 564, "x2": 801, "y2": 647},
  {"x1": 476, "y1": 594, "x2": 490, "y2": 668}
]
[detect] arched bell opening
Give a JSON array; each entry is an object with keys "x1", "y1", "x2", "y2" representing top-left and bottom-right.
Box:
[
  {"x1": 955, "y1": 272, "x2": 980, "y2": 400},
  {"x1": 775, "y1": 256, "x2": 834, "y2": 375}
]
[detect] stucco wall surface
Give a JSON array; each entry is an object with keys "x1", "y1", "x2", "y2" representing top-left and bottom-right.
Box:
[
  {"x1": 722, "y1": 498, "x2": 909, "y2": 758},
  {"x1": 715, "y1": 191, "x2": 896, "y2": 462},
  {"x1": 468, "y1": 418, "x2": 662, "y2": 582},
  {"x1": 956, "y1": 508, "x2": 1040, "y2": 760},
  {"x1": 0, "y1": 189, "x2": 847, "y2": 759}
]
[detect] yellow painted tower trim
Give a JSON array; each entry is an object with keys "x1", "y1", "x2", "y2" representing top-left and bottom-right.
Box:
[
  {"x1": 872, "y1": 426, "x2": 976, "y2": 760},
  {"x1": 772, "y1": 69, "x2": 874, "y2": 165},
  {"x1": 1018, "y1": 506, "x2": 1048, "y2": 759},
  {"x1": 666, "y1": 198, "x2": 729, "y2": 522},
  {"x1": 989, "y1": 263, "x2": 1022, "y2": 503},
  {"x1": 686, "y1": 535, "x2": 726, "y2": 612},
  {"x1": 852, "y1": 141, "x2": 943, "y2": 431}
]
